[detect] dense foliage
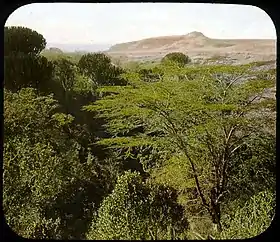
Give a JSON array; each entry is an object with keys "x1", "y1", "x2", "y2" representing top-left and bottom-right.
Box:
[
  {"x1": 3, "y1": 26, "x2": 276, "y2": 240},
  {"x1": 4, "y1": 53, "x2": 54, "y2": 93},
  {"x1": 85, "y1": 63, "x2": 276, "y2": 234},
  {"x1": 4, "y1": 26, "x2": 46, "y2": 55},
  {"x1": 78, "y1": 53, "x2": 126, "y2": 86},
  {"x1": 87, "y1": 171, "x2": 188, "y2": 240},
  {"x1": 4, "y1": 27, "x2": 54, "y2": 94},
  {"x1": 217, "y1": 190, "x2": 276, "y2": 239}
]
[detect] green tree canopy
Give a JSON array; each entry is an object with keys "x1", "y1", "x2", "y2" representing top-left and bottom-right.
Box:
[
  {"x1": 4, "y1": 53, "x2": 54, "y2": 93},
  {"x1": 84, "y1": 64, "x2": 276, "y2": 232},
  {"x1": 4, "y1": 88, "x2": 120, "y2": 239},
  {"x1": 52, "y1": 58, "x2": 77, "y2": 92},
  {"x1": 4, "y1": 26, "x2": 54, "y2": 94},
  {"x1": 78, "y1": 53, "x2": 126, "y2": 86},
  {"x1": 4, "y1": 26, "x2": 46, "y2": 56},
  {"x1": 4, "y1": 88, "x2": 76, "y2": 238}
]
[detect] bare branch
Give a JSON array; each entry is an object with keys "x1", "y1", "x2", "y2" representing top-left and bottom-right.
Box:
[
  {"x1": 228, "y1": 131, "x2": 253, "y2": 152},
  {"x1": 225, "y1": 73, "x2": 247, "y2": 91},
  {"x1": 229, "y1": 143, "x2": 244, "y2": 156},
  {"x1": 217, "y1": 124, "x2": 237, "y2": 196},
  {"x1": 226, "y1": 125, "x2": 237, "y2": 144},
  {"x1": 216, "y1": 190, "x2": 228, "y2": 204},
  {"x1": 235, "y1": 94, "x2": 263, "y2": 118}
]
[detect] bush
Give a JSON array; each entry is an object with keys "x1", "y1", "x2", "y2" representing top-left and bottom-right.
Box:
[
  {"x1": 137, "y1": 68, "x2": 161, "y2": 82},
  {"x1": 217, "y1": 191, "x2": 276, "y2": 239},
  {"x1": 86, "y1": 171, "x2": 188, "y2": 240},
  {"x1": 161, "y1": 52, "x2": 191, "y2": 67}
]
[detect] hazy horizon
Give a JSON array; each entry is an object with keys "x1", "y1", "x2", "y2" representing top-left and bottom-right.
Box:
[
  {"x1": 45, "y1": 42, "x2": 112, "y2": 52},
  {"x1": 5, "y1": 3, "x2": 277, "y2": 51}
]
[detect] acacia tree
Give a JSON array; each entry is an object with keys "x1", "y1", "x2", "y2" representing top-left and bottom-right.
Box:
[{"x1": 84, "y1": 65, "x2": 276, "y2": 232}]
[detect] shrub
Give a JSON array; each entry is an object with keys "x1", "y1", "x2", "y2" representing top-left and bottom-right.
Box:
[
  {"x1": 161, "y1": 52, "x2": 191, "y2": 67},
  {"x1": 86, "y1": 171, "x2": 188, "y2": 240},
  {"x1": 217, "y1": 191, "x2": 276, "y2": 239}
]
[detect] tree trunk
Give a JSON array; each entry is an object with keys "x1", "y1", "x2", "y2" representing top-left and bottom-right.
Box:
[
  {"x1": 210, "y1": 202, "x2": 222, "y2": 233},
  {"x1": 209, "y1": 187, "x2": 222, "y2": 232},
  {"x1": 212, "y1": 221, "x2": 222, "y2": 233}
]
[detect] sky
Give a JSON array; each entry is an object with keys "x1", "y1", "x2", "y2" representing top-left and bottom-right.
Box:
[{"x1": 5, "y1": 3, "x2": 277, "y2": 45}]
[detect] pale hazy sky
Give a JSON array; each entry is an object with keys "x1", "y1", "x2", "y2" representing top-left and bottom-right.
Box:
[{"x1": 5, "y1": 3, "x2": 276, "y2": 45}]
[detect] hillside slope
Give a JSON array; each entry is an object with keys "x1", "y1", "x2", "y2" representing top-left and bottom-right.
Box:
[{"x1": 107, "y1": 31, "x2": 276, "y2": 64}]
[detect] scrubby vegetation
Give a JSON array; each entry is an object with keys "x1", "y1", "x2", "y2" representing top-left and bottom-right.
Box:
[{"x1": 3, "y1": 26, "x2": 276, "y2": 239}]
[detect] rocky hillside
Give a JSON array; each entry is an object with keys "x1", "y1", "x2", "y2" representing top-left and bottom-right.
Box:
[{"x1": 107, "y1": 31, "x2": 276, "y2": 64}]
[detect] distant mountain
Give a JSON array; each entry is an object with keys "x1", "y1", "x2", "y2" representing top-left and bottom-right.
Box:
[
  {"x1": 108, "y1": 31, "x2": 276, "y2": 53},
  {"x1": 46, "y1": 43, "x2": 112, "y2": 53},
  {"x1": 107, "y1": 31, "x2": 276, "y2": 64}
]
